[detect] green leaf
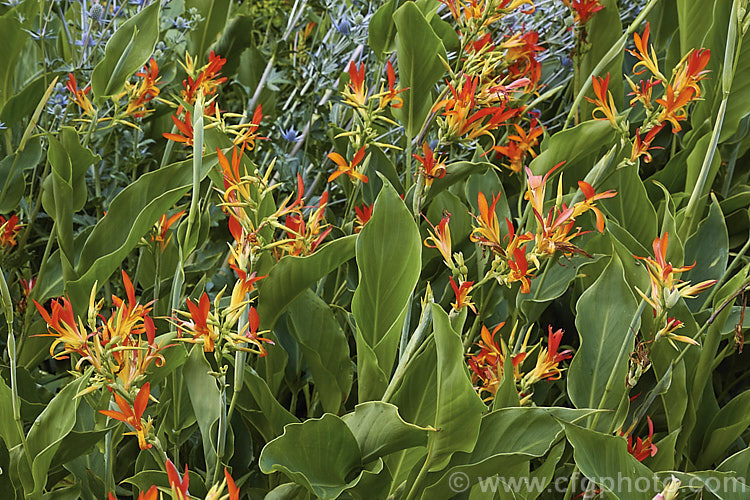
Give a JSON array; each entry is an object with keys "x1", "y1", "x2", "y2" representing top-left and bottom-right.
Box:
[
  {"x1": 0, "y1": 74, "x2": 47, "y2": 128},
  {"x1": 236, "y1": 365, "x2": 298, "y2": 442},
  {"x1": 257, "y1": 235, "x2": 356, "y2": 330},
  {"x1": 530, "y1": 120, "x2": 617, "y2": 191},
  {"x1": 287, "y1": 290, "x2": 353, "y2": 413},
  {"x1": 682, "y1": 195, "x2": 728, "y2": 311},
  {"x1": 0, "y1": 136, "x2": 41, "y2": 212},
  {"x1": 425, "y1": 304, "x2": 486, "y2": 472},
  {"x1": 567, "y1": 253, "x2": 637, "y2": 430},
  {"x1": 655, "y1": 471, "x2": 750, "y2": 500},
  {"x1": 186, "y1": 0, "x2": 231, "y2": 61},
  {"x1": 24, "y1": 375, "x2": 89, "y2": 496},
  {"x1": 721, "y1": 27, "x2": 750, "y2": 141},
  {"x1": 65, "y1": 155, "x2": 217, "y2": 313},
  {"x1": 341, "y1": 402, "x2": 429, "y2": 463},
  {"x1": 699, "y1": 389, "x2": 750, "y2": 469},
  {"x1": 90, "y1": 1, "x2": 160, "y2": 99},
  {"x1": 0, "y1": 16, "x2": 29, "y2": 110},
  {"x1": 599, "y1": 163, "x2": 658, "y2": 251},
  {"x1": 424, "y1": 160, "x2": 493, "y2": 205},
  {"x1": 210, "y1": 15, "x2": 254, "y2": 76},
  {"x1": 368, "y1": 0, "x2": 398, "y2": 58},
  {"x1": 259, "y1": 414, "x2": 364, "y2": 499},
  {"x1": 392, "y1": 2, "x2": 447, "y2": 137},
  {"x1": 684, "y1": 132, "x2": 722, "y2": 202},
  {"x1": 183, "y1": 346, "x2": 221, "y2": 476},
  {"x1": 353, "y1": 180, "x2": 421, "y2": 401},
  {"x1": 562, "y1": 421, "x2": 654, "y2": 500}
]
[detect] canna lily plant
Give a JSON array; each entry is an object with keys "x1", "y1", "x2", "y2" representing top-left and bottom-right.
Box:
[{"x1": 0, "y1": 0, "x2": 748, "y2": 498}]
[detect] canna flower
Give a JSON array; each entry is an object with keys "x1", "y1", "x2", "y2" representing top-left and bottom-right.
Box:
[
  {"x1": 225, "y1": 306, "x2": 275, "y2": 357},
  {"x1": 450, "y1": 277, "x2": 477, "y2": 314},
  {"x1": 470, "y1": 192, "x2": 504, "y2": 254},
  {"x1": 163, "y1": 111, "x2": 194, "y2": 145},
  {"x1": 655, "y1": 85, "x2": 694, "y2": 133},
  {"x1": 585, "y1": 74, "x2": 619, "y2": 129},
  {"x1": 99, "y1": 383, "x2": 153, "y2": 450},
  {"x1": 562, "y1": 0, "x2": 604, "y2": 25},
  {"x1": 124, "y1": 58, "x2": 162, "y2": 118},
  {"x1": 281, "y1": 191, "x2": 332, "y2": 257},
  {"x1": 230, "y1": 105, "x2": 266, "y2": 150},
  {"x1": 166, "y1": 459, "x2": 190, "y2": 500},
  {"x1": 502, "y1": 31, "x2": 544, "y2": 85},
  {"x1": 630, "y1": 124, "x2": 664, "y2": 163},
  {"x1": 467, "y1": 323, "x2": 527, "y2": 400},
  {"x1": 524, "y1": 162, "x2": 563, "y2": 218},
  {"x1": 378, "y1": 60, "x2": 406, "y2": 109},
  {"x1": 108, "y1": 316, "x2": 171, "y2": 390},
  {"x1": 634, "y1": 233, "x2": 717, "y2": 318},
  {"x1": 413, "y1": 142, "x2": 447, "y2": 187},
  {"x1": 327, "y1": 146, "x2": 368, "y2": 183},
  {"x1": 626, "y1": 77, "x2": 662, "y2": 110},
  {"x1": 343, "y1": 61, "x2": 367, "y2": 107},
  {"x1": 654, "y1": 476, "x2": 680, "y2": 500},
  {"x1": 33, "y1": 296, "x2": 90, "y2": 360},
  {"x1": 150, "y1": 210, "x2": 185, "y2": 251},
  {"x1": 177, "y1": 292, "x2": 220, "y2": 352},
  {"x1": 109, "y1": 485, "x2": 159, "y2": 500},
  {"x1": 625, "y1": 416, "x2": 658, "y2": 462},
  {"x1": 523, "y1": 326, "x2": 573, "y2": 384},
  {"x1": 656, "y1": 317, "x2": 698, "y2": 349},
  {"x1": 424, "y1": 213, "x2": 454, "y2": 267},
  {"x1": 628, "y1": 23, "x2": 663, "y2": 79},
  {"x1": 0, "y1": 214, "x2": 21, "y2": 248},
  {"x1": 492, "y1": 119, "x2": 543, "y2": 172},
  {"x1": 66, "y1": 73, "x2": 94, "y2": 116},
  {"x1": 354, "y1": 203, "x2": 373, "y2": 233},
  {"x1": 205, "y1": 468, "x2": 241, "y2": 500},
  {"x1": 506, "y1": 247, "x2": 532, "y2": 293},
  {"x1": 570, "y1": 181, "x2": 617, "y2": 232},
  {"x1": 671, "y1": 48, "x2": 711, "y2": 99},
  {"x1": 180, "y1": 50, "x2": 227, "y2": 114},
  {"x1": 17, "y1": 277, "x2": 36, "y2": 315},
  {"x1": 104, "y1": 271, "x2": 154, "y2": 343}
]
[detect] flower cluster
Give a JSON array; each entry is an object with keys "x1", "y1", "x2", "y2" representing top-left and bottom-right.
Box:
[{"x1": 467, "y1": 323, "x2": 572, "y2": 403}]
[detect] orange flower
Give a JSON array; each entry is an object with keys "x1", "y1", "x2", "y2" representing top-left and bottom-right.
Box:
[
  {"x1": 503, "y1": 31, "x2": 544, "y2": 85},
  {"x1": 585, "y1": 74, "x2": 618, "y2": 128},
  {"x1": 109, "y1": 485, "x2": 158, "y2": 500},
  {"x1": 467, "y1": 323, "x2": 527, "y2": 400},
  {"x1": 470, "y1": 192, "x2": 504, "y2": 254},
  {"x1": 163, "y1": 111, "x2": 194, "y2": 145},
  {"x1": 655, "y1": 85, "x2": 695, "y2": 133},
  {"x1": 424, "y1": 213, "x2": 453, "y2": 267},
  {"x1": 562, "y1": 0, "x2": 604, "y2": 25},
  {"x1": 99, "y1": 383, "x2": 153, "y2": 450},
  {"x1": 626, "y1": 77, "x2": 662, "y2": 109},
  {"x1": 177, "y1": 292, "x2": 220, "y2": 352},
  {"x1": 343, "y1": 61, "x2": 367, "y2": 107},
  {"x1": 125, "y1": 58, "x2": 162, "y2": 118},
  {"x1": 450, "y1": 277, "x2": 477, "y2": 314},
  {"x1": 232, "y1": 306, "x2": 274, "y2": 357},
  {"x1": 231, "y1": 105, "x2": 266, "y2": 150},
  {"x1": 0, "y1": 214, "x2": 20, "y2": 248},
  {"x1": 570, "y1": 181, "x2": 617, "y2": 232},
  {"x1": 627, "y1": 23, "x2": 662, "y2": 79},
  {"x1": 524, "y1": 161, "x2": 563, "y2": 218},
  {"x1": 378, "y1": 60, "x2": 406, "y2": 109},
  {"x1": 354, "y1": 203, "x2": 373, "y2": 233},
  {"x1": 166, "y1": 459, "x2": 190, "y2": 500},
  {"x1": 630, "y1": 124, "x2": 664, "y2": 163},
  {"x1": 492, "y1": 119, "x2": 543, "y2": 172},
  {"x1": 413, "y1": 142, "x2": 447, "y2": 187},
  {"x1": 625, "y1": 416, "x2": 658, "y2": 462},
  {"x1": 180, "y1": 50, "x2": 227, "y2": 114},
  {"x1": 671, "y1": 48, "x2": 710, "y2": 98},
  {"x1": 524, "y1": 326, "x2": 573, "y2": 383},
  {"x1": 656, "y1": 317, "x2": 699, "y2": 349},
  {"x1": 33, "y1": 296, "x2": 89, "y2": 360},
  {"x1": 507, "y1": 247, "x2": 532, "y2": 293},
  {"x1": 66, "y1": 73, "x2": 94, "y2": 116},
  {"x1": 151, "y1": 210, "x2": 185, "y2": 251},
  {"x1": 327, "y1": 146, "x2": 368, "y2": 183}
]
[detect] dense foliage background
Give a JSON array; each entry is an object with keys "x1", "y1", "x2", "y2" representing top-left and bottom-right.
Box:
[{"x1": 0, "y1": 0, "x2": 749, "y2": 498}]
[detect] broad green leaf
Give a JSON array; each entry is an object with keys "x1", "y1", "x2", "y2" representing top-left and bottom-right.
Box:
[
  {"x1": 24, "y1": 375, "x2": 89, "y2": 496},
  {"x1": 567, "y1": 253, "x2": 637, "y2": 430},
  {"x1": 684, "y1": 133, "x2": 722, "y2": 202},
  {"x1": 65, "y1": 155, "x2": 217, "y2": 313},
  {"x1": 90, "y1": 2, "x2": 160, "y2": 99},
  {"x1": 342, "y1": 402, "x2": 429, "y2": 463},
  {"x1": 0, "y1": 16, "x2": 28, "y2": 109},
  {"x1": 353, "y1": 180, "x2": 421, "y2": 401},
  {"x1": 46, "y1": 135, "x2": 76, "y2": 281},
  {"x1": 655, "y1": 471, "x2": 750, "y2": 500},
  {"x1": 421, "y1": 407, "x2": 596, "y2": 499},
  {"x1": 0, "y1": 74, "x2": 47, "y2": 128},
  {"x1": 265, "y1": 483, "x2": 311, "y2": 499},
  {"x1": 721, "y1": 27, "x2": 750, "y2": 141},
  {"x1": 210, "y1": 15, "x2": 254, "y2": 76},
  {"x1": 562, "y1": 421, "x2": 654, "y2": 500},
  {"x1": 599, "y1": 162, "x2": 658, "y2": 250},
  {"x1": 0, "y1": 136, "x2": 41, "y2": 212},
  {"x1": 183, "y1": 346, "x2": 221, "y2": 476},
  {"x1": 235, "y1": 365, "x2": 299, "y2": 442},
  {"x1": 368, "y1": 0, "x2": 398, "y2": 58},
  {"x1": 699, "y1": 389, "x2": 750, "y2": 469},
  {"x1": 682, "y1": 195, "x2": 728, "y2": 311},
  {"x1": 426, "y1": 304, "x2": 486, "y2": 471},
  {"x1": 259, "y1": 414, "x2": 364, "y2": 499},
  {"x1": 392, "y1": 2, "x2": 447, "y2": 137},
  {"x1": 287, "y1": 290, "x2": 353, "y2": 414},
  {"x1": 257, "y1": 235, "x2": 356, "y2": 330},
  {"x1": 186, "y1": 0, "x2": 231, "y2": 61},
  {"x1": 530, "y1": 120, "x2": 617, "y2": 191},
  {"x1": 578, "y1": 0, "x2": 622, "y2": 118},
  {"x1": 0, "y1": 376, "x2": 19, "y2": 449},
  {"x1": 718, "y1": 448, "x2": 750, "y2": 483}
]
